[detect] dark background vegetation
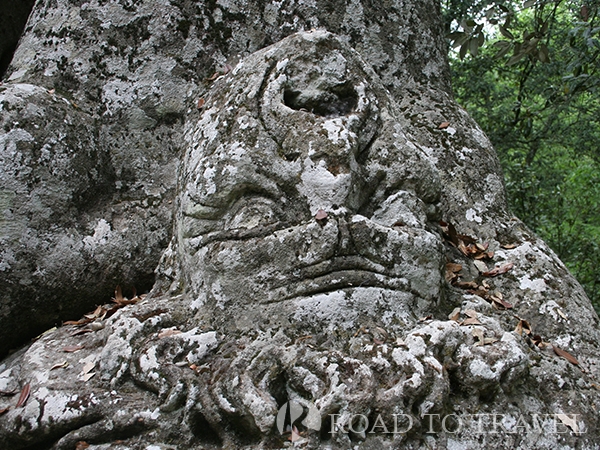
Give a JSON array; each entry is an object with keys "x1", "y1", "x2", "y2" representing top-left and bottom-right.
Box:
[{"x1": 444, "y1": 0, "x2": 600, "y2": 313}]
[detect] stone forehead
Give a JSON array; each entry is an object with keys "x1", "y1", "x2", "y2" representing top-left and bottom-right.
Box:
[{"x1": 183, "y1": 30, "x2": 441, "y2": 210}]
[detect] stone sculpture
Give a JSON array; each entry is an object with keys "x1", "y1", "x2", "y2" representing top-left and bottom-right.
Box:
[{"x1": 1, "y1": 30, "x2": 599, "y2": 449}]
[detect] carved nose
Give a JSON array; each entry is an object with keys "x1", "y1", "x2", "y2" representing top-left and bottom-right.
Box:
[{"x1": 335, "y1": 215, "x2": 357, "y2": 256}]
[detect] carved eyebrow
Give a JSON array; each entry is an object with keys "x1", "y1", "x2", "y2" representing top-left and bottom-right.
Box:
[{"x1": 193, "y1": 221, "x2": 292, "y2": 246}]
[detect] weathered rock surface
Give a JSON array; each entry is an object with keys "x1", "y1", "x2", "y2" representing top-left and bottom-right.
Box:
[
  {"x1": 0, "y1": 0, "x2": 453, "y2": 358},
  {"x1": 0, "y1": 27, "x2": 599, "y2": 449}
]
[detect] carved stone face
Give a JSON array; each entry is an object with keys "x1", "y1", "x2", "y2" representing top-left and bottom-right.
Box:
[{"x1": 177, "y1": 31, "x2": 444, "y2": 335}]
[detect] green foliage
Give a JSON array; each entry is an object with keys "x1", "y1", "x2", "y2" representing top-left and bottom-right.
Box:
[{"x1": 446, "y1": 0, "x2": 600, "y2": 312}]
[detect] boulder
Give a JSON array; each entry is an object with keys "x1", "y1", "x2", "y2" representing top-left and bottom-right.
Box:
[{"x1": 0, "y1": 31, "x2": 598, "y2": 449}]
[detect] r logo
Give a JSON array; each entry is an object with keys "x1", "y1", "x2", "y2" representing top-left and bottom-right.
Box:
[{"x1": 276, "y1": 401, "x2": 322, "y2": 442}]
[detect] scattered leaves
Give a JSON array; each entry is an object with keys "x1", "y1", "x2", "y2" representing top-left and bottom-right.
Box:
[
  {"x1": 65, "y1": 286, "x2": 144, "y2": 328},
  {"x1": 553, "y1": 346, "x2": 580, "y2": 366},
  {"x1": 50, "y1": 361, "x2": 69, "y2": 371},
  {"x1": 482, "y1": 262, "x2": 514, "y2": 277},
  {"x1": 16, "y1": 384, "x2": 30, "y2": 408},
  {"x1": 63, "y1": 345, "x2": 84, "y2": 353}
]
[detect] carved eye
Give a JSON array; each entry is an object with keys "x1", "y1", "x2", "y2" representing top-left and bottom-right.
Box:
[
  {"x1": 283, "y1": 82, "x2": 358, "y2": 117},
  {"x1": 224, "y1": 197, "x2": 280, "y2": 230}
]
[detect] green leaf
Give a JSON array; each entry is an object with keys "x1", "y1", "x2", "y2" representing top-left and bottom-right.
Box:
[
  {"x1": 469, "y1": 38, "x2": 480, "y2": 57},
  {"x1": 507, "y1": 52, "x2": 526, "y2": 66},
  {"x1": 499, "y1": 26, "x2": 515, "y2": 40},
  {"x1": 459, "y1": 40, "x2": 469, "y2": 60},
  {"x1": 538, "y1": 43, "x2": 550, "y2": 63}
]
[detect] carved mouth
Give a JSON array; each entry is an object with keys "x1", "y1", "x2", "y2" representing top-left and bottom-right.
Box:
[{"x1": 263, "y1": 256, "x2": 419, "y2": 303}]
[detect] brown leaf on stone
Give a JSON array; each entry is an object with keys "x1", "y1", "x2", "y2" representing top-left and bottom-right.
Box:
[
  {"x1": 501, "y1": 243, "x2": 518, "y2": 249},
  {"x1": 63, "y1": 345, "x2": 84, "y2": 353},
  {"x1": 206, "y1": 72, "x2": 220, "y2": 81},
  {"x1": 553, "y1": 346, "x2": 580, "y2": 366},
  {"x1": 461, "y1": 317, "x2": 482, "y2": 326},
  {"x1": 63, "y1": 318, "x2": 93, "y2": 326},
  {"x1": 455, "y1": 280, "x2": 479, "y2": 289},
  {"x1": 158, "y1": 328, "x2": 183, "y2": 338},
  {"x1": 532, "y1": 334, "x2": 543, "y2": 347},
  {"x1": 445, "y1": 263, "x2": 463, "y2": 282},
  {"x1": 50, "y1": 361, "x2": 69, "y2": 371},
  {"x1": 16, "y1": 383, "x2": 30, "y2": 408},
  {"x1": 70, "y1": 328, "x2": 94, "y2": 337},
  {"x1": 0, "y1": 407, "x2": 9, "y2": 415},
  {"x1": 419, "y1": 315, "x2": 433, "y2": 322},
  {"x1": 475, "y1": 242, "x2": 488, "y2": 251},
  {"x1": 81, "y1": 372, "x2": 96, "y2": 382},
  {"x1": 75, "y1": 441, "x2": 90, "y2": 450},
  {"x1": 491, "y1": 296, "x2": 513, "y2": 310},
  {"x1": 457, "y1": 234, "x2": 476, "y2": 245},
  {"x1": 514, "y1": 319, "x2": 532, "y2": 335},
  {"x1": 448, "y1": 307, "x2": 461, "y2": 321},
  {"x1": 446, "y1": 263, "x2": 463, "y2": 273},
  {"x1": 438, "y1": 121, "x2": 450, "y2": 129},
  {"x1": 197, "y1": 98, "x2": 205, "y2": 109},
  {"x1": 482, "y1": 262, "x2": 514, "y2": 277}
]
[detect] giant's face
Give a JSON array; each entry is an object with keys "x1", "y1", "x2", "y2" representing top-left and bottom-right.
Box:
[{"x1": 177, "y1": 31, "x2": 444, "y2": 334}]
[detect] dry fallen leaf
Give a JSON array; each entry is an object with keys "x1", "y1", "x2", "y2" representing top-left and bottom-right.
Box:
[
  {"x1": 448, "y1": 307, "x2": 461, "y2": 321},
  {"x1": 16, "y1": 384, "x2": 30, "y2": 408},
  {"x1": 438, "y1": 121, "x2": 450, "y2": 129},
  {"x1": 553, "y1": 346, "x2": 580, "y2": 365},
  {"x1": 501, "y1": 243, "x2": 518, "y2": 249},
  {"x1": 81, "y1": 372, "x2": 96, "y2": 382},
  {"x1": 75, "y1": 441, "x2": 90, "y2": 450},
  {"x1": 0, "y1": 407, "x2": 9, "y2": 415},
  {"x1": 472, "y1": 328, "x2": 485, "y2": 346},
  {"x1": 82, "y1": 361, "x2": 96, "y2": 374},
  {"x1": 473, "y1": 260, "x2": 488, "y2": 273},
  {"x1": 158, "y1": 328, "x2": 183, "y2": 338},
  {"x1": 454, "y1": 280, "x2": 479, "y2": 289},
  {"x1": 50, "y1": 361, "x2": 69, "y2": 371},
  {"x1": 483, "y1": 262, "x2": 514, "y2": 277},
  {"x1": 461, "y1": 316, "x2": 482, "y2": 326},
  {"x1": 514, "y1": 319, "x2": 532, "y2": 336},
  {"x1": 207, "y1": 72, "x2": 220, "y2": 81},
  {"x1": 197, "y1": 98, "x2": 205, "y2": 109},
  {"x1": 63, "y1": 345, "x2": 84, "y2": 353},
  {"x1": 446, "y1": 263, "x2": 463, "y2": 273},
  {"x1": 556, "y1": 413, "x2": 579, "y2": 432}
]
